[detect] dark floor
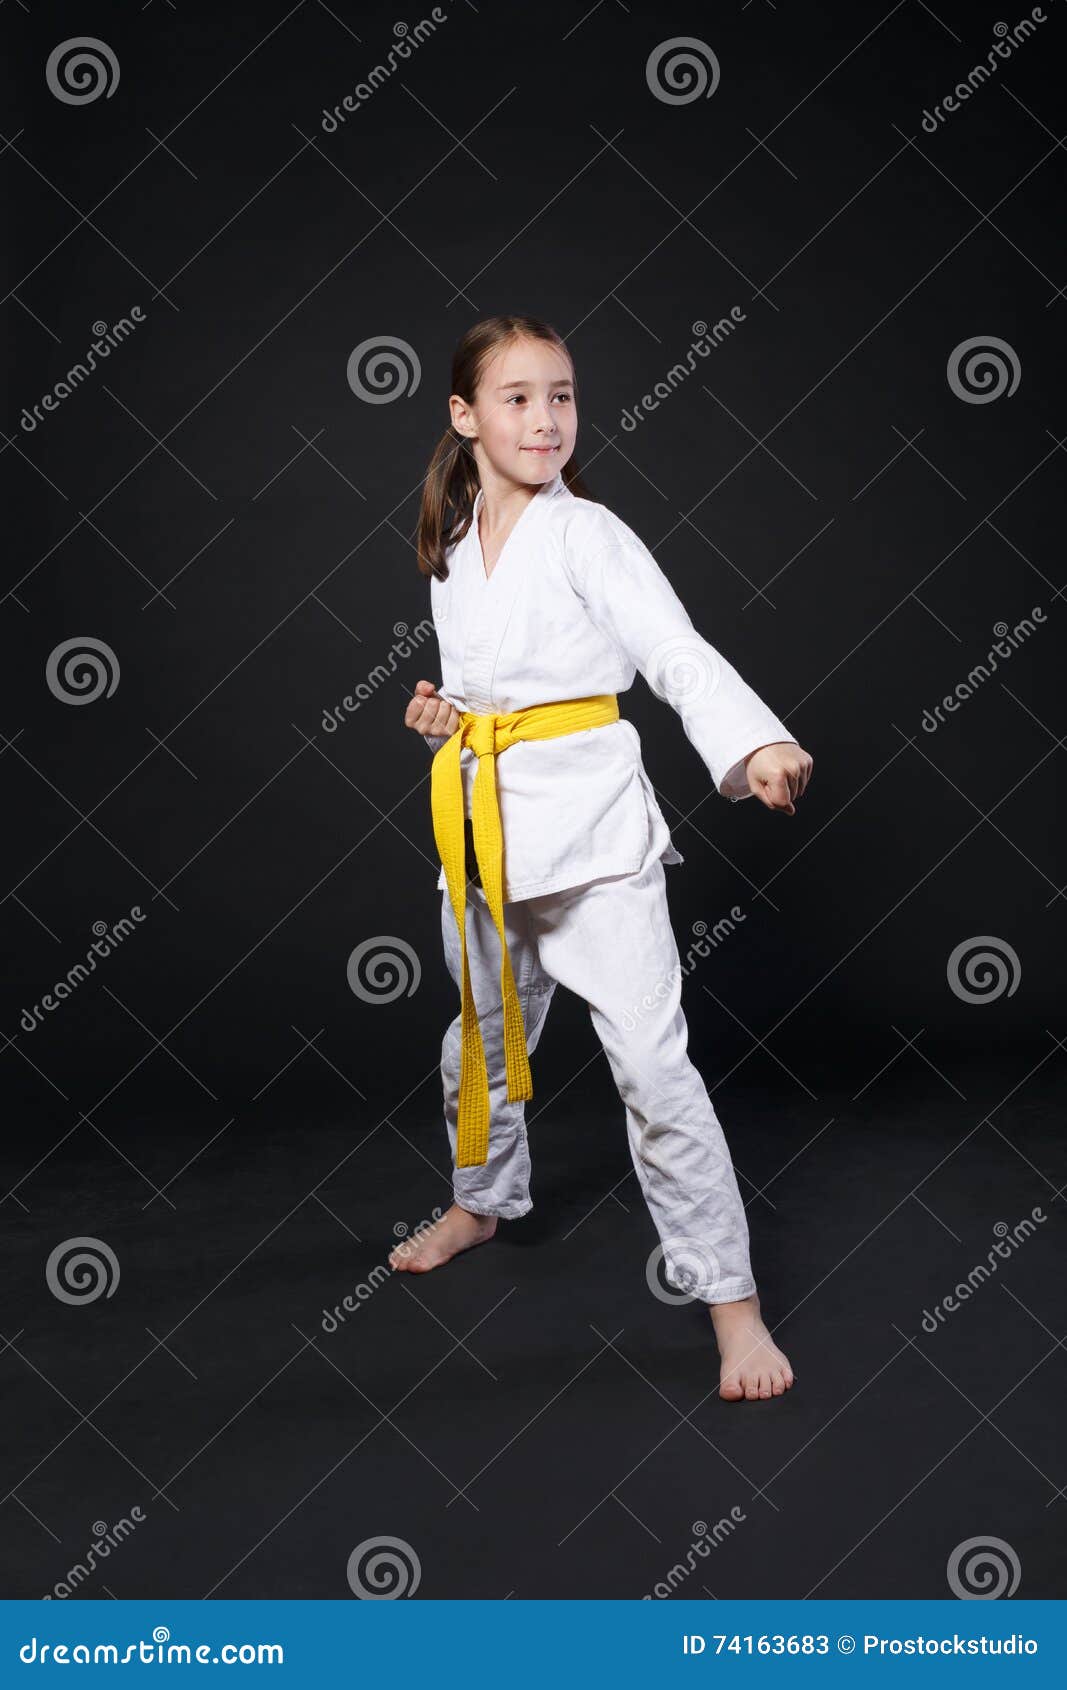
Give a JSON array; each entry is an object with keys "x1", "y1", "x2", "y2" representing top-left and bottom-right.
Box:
[{"x1": 2, "y1": 1050, "x2": 1064, "y2": 1601}]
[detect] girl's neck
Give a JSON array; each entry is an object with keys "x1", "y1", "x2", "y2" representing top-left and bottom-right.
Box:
[{"x1": 477, "y1": 469, "x2": 543, "y2": 539}]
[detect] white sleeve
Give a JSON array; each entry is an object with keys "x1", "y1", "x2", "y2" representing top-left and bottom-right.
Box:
[{"x1": 567, "y1": 531, "x2": 798, "y2": 801}]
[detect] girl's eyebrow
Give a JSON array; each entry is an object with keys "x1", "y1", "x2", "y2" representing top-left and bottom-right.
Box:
[{"x1": 495, "y1": 378, "x2": 574, "y2": 392}]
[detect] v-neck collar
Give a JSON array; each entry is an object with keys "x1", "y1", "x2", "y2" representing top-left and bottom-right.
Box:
[{"x1": 472, "y1": 471, "x2": 564, "y2": 584}]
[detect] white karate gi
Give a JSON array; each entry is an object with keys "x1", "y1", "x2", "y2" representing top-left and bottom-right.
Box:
[{"x1": 423, "y1": 471, "x2": 797, "y2": 1303}]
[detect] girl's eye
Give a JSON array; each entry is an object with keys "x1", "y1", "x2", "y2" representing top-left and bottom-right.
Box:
[{"x1": 505, "y1": 392, "x2": 572, "y2": 404}]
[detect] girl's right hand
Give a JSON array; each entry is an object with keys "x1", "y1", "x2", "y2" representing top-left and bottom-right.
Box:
[{"x1": 405, "y1": 679, "x2": 461, "y2": 740}]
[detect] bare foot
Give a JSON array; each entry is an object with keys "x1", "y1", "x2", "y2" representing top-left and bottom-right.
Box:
[
  {"x1": 388, "y1": 1203, "x2": 497, "y2": 1273},
  {"x1": 709, "y1": 1293, "x2": 795, "y2": 1402}
]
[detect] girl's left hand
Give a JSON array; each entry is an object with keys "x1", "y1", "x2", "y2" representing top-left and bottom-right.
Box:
[{"x1": 743, "y1": 742, "x2": 813, "y2": 815}]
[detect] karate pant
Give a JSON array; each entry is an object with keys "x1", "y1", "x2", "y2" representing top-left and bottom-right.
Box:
[{"x1": 437, "y1": 825, "x2": 757, "y2": 1305}]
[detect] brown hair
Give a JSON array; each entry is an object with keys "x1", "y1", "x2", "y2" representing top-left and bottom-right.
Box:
[{"x1": 415, "y1": 314, "x2": 593, "y2": 581}]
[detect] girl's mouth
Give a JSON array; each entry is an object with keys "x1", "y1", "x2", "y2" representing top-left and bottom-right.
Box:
[{"x1": 522, "y1": 445, "x2": 559, "y2": 454}]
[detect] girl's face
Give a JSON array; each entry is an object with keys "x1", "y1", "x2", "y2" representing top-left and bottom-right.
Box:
[{"x1": 452, "y1": 336, "x2": 577, "y2": 487}]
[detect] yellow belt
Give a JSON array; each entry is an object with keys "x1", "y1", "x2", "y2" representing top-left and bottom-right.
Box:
[{"x1": 431, "y1": 693, "x2": 620, "y2": 1167}]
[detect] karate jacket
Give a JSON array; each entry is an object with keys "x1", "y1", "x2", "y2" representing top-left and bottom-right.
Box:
[{"x1": 422, "y1": 470, "x2": 797, "y2": 903}]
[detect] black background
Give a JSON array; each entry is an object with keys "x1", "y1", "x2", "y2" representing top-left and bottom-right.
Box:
[{"x1": 2, "y1": 0, "x2": 1064, "y2": 1602}]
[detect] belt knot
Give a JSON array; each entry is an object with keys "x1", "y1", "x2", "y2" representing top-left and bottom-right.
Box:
[{"x1": 465, "y1": 713, "x2": 507, "y2": 758}]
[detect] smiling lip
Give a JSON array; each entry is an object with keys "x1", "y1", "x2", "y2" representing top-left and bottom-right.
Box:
[{"x1": 523, "y1": 445, "x2": 559, "y2": 453}]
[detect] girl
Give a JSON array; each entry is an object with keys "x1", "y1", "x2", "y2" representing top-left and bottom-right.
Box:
[{"x1": 391, "y1": 315, "x2": 812, "y2": 1404}]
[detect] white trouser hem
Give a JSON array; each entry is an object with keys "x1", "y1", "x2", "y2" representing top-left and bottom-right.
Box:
[
  {"x1": 453, "y1": 1192, "x2": 533, "y2": 1220},
  {"x1": 691, "y1": 1277, "x2": 758, "y2": 1306}
]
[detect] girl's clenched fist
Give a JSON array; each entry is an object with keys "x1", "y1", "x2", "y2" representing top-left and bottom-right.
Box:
[{"x1": 406, "y1": 679, "x2": 460, "y2": 741}]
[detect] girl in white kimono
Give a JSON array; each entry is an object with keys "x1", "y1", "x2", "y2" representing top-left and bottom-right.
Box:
[{"x1": 390, "y1": 316, "x2": 812, "y2": 1404}]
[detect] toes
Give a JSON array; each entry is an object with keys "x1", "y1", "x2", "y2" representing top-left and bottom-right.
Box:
[
  {"x1": 719, "y1": 1374, "x2": 744, "y2": 1401},
  {"x1": 744, "y1": 1378, "x2": 760, "y2": 1400},
  {"x1": 391, "y1": 1245, "x2": 423, "y2": 1272},
  {"x1": 770, "y1": 1370, "x2": 785, "y2": 1396},
  {"x1": 757, "y1": 1374, "x2": 773, "y2": 1399}
]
